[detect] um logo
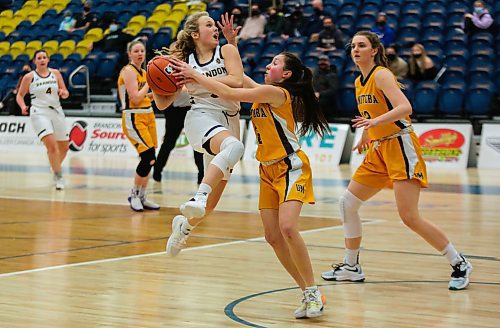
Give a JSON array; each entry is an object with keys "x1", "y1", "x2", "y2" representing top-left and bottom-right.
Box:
[
  {"x1": 296, "y1": 184, "x2": 305, "y2": 193},
  {"x1": 413, "y1": 172, "x2": 424, "y2": 179}
]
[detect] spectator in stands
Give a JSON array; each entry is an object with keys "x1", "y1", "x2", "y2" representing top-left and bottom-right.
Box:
[
  {"x1": 304, "y1": 0, "x2": 327, "y2": 37},
  {"x1": 386, "y1": 44, "x2": 408, "y2": 80},
  {"x1": 371, "y1": 12, "x2": 395, "y2": 48},
  {"x1": 407, "y1": 43, "x2": 437, "y2": 82},
  {"x1": 90, "y1": 19, "x2": 144, "y2": 68},
  {"x1": 461, "y1": 0, "x2": 494, "y2": 36},
  {"x1": 59, "y1": 10, "x2": 76, "y2": 32},
  {"x1": 0, "y1": 64, "x2": 32, "y2": 116},
  {"x1": 264, "y1": 6, "x2": 286, "y2": 35},
  {"x1": 282, "y1": 4, "x2": 306, "y2": 39},
  {"x1": 239, "y1": 4, "x2": 267, "y2": 40},
  {"x1": 71, "y1": 0, "x2": 97, "y2": 33},
  {"x1": 316, "y1": 17, "x2": 344, "y2": 51},
  {"x1": 313, "y1": 55, "x2": 338, "y2": 122},
  {"x1": 230, "y1": 6, "x2": 245, "y2": 29}
]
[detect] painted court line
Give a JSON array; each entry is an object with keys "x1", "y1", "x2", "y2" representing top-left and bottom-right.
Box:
[{"x1": 0, "y1": 219, "x2": 384, "y2": 278}]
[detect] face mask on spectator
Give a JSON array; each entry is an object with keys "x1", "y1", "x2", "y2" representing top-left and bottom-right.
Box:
[
  {"x1": 386, "y1": 54, "x2": 396, "y2": 61},
  {"x1": 377, "y1": 21, "x2": 386, "y2": 27},
  {"x1": 473, "y1": 6, "x2": 484, "y2": 14},
  {"x1": 64, "y1": 16, "x2": 71, "y2": 22},
  {"x1": 251, "y1": 9, "x2": 260, "y2": 17},
  {"x1": 109, "y1": 24, "x2": 119, "y2": 32},
  {"x1": 83, "y1": 6, "x2": 91, "y2": 12},
  {"x1": 412, "y1": 53, "x2": 422, "y2": 59}
]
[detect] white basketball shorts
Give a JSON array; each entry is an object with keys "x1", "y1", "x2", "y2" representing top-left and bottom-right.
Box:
[
  {"x1": 30, "y1": 106, "x2": 69, "y2": 141},
  {"x1": 184, "y1": 109, "x2": 240, "y2": 154}
]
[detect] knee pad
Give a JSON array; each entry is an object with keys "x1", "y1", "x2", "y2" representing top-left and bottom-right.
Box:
[
  {"x1": 340, "y1": 190, "x2": 363, "y2": 238},
  {"x1": 209, "y1": 136, "x2": 244, "y2": 178},
  {"x1": 136, "y1": 147, "x2": 156, "y2": 177}
]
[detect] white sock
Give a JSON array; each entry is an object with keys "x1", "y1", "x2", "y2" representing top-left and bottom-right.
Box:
[
  {"x1": 181, "y1": 218, "x2": 193, "y2": 234},
  {"x1": 132, "y1": 185, "x2": 140, "y2": 195},
  {"x1": 196, "y1": 183, "x2": 212, "y2": 199},
  {"x1": 344, "y1": 248, "x2": 360, "y2": 266},
  {"x1": 305, "y1": 286, "x2": 318, "y2": 291},
  {"x1": 441, "y1": 243, "x2": 461, "y2": 265}
]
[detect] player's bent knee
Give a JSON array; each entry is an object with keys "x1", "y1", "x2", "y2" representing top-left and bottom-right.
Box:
[
  {"x1": 136, "y1": 147, "x2": 156, "y2": 177},
  {"x1": 210, "y1": 136, "x2": 244, "y2": 174},
  {"x1": 340, "y1": 190, "x2": 363, "y2": 238}
]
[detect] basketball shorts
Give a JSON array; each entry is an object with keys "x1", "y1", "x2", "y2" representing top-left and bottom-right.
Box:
[
  {"x1": 184, "y1": 109, "x2": 240, "y2": 154},
  {"x1": 259, "y1": 150, "x2": 315, "y2": 210},
  {"x1": 122, "y1": 110, "x2": 158, "y2": 154},
  {"x1": 352, "y1": 131, "x2": 428, "y2": 189},
  {"x1": 30, "y1": 106, "x2": 68, "y2": 141}
]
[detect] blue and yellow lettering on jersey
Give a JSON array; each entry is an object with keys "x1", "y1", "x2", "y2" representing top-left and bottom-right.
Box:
[
  {"x1": 251, "y1": 88, "x2": 300, "y2": 162},
  {"x1": 355, "y1": 65, "x2": 411, "y2": 140},
  {"x1": 117, "y1": 64, "x2": 151, "y2": 109}
]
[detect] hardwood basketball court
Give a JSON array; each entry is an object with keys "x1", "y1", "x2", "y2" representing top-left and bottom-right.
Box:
[{"x1": 0, "y1": 152, "x2": 498, "y2": 327}]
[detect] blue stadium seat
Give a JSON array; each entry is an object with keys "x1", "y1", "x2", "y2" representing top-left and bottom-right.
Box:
[
  {"x1": 399, "y1": 79, "x2": 414, "y2": 100},
  {"x1": 445, "y1": 12, "x2": 465, "y2": 28},
  {"x1": 359, "y1": 4, "x2": 379, "y2": 17},
  {"x1": 421, "y1": 27, "x2": 444, "y2": 44},
  {"x1": 396, "y1": 26, "x2": 419, "y2": 46},
  {"x1": 438, "y1": 84, "x2": 464, "y2": 116},
  {"x1": 439, "y1": 70, "x2": 465, "y2": 85},
  {"x1": 447, "y1": 1, "x2": 468, "y2": 15},
  {"x1": 465, "y1": 82, "x2": 495, "y2": 117},
  {"x1": 470, "y1": 46, "x2": 495, "y2": 61},
  {"x1": 412, "y1": 81, "x2": 439, "y2": 116},
  {"x1": 382, "y1": 3, "x2": 400, "y2": 17},
  {"x1": 424, "y1": 2, "x2": 445, "y2": 15},
  {"x1": 96, "y1": 52, "x2": 120, "y2": 80},
  {"x1": 338, "y1": 3, "x2": 358, "y2": 19},
  {"x1": 336, "y1": 16, "x2": 355, "y2": 35},
  {"x1": 422, "y1": 13, "x2": 445, "y2": 30},
  {"x1": 152, "y1": 28, "x2": 172, "y2": 50},
  {"x1": 356, "y1": 15, "x2": 376, "y2": 30},
  {"x1": 399, "y1": 14, "x2": 421, "y2": 29},
  {"x1": 470, "y1": 33, "x2": 493, "y2": 48},
  {"x1": 338, "y1": 82, "x2": 358, "y2": 117},
  {"x1": 401, "y1": 2, "x2": 423, "y2": 17}
]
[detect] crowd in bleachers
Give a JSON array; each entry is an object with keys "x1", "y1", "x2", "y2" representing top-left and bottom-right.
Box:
[{"x1": 0, "y1": 0, "x2": 498, "y2": 121}]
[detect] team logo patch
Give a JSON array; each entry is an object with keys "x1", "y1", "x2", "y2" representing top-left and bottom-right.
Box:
[
  {"x1": 69, "y1": 120, "x2": 88, "y2": 151},
  {"x1": 216, "y1": 58, "x2": 221, "y2": 64}
]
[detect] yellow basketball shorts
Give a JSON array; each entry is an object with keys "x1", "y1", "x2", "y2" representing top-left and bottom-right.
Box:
[
  {"x1": 259, "y1": 150, "x2": 315, "y2": 210},
  {"x1": 122, "y1": 111, "x2": 158, "y2": 154},
  {"x1": 352, "y1": 131, "x2": 428, "y2": 189}
]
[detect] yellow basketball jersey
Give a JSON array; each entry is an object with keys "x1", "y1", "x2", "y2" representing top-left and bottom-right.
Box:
[
  {"x1": 251, "y1": 87, "x2": 300, "y2": 163},
  {"x1": 355, "y1": 66, "x2": 411, "y2": 140},
  {"x1": 118, "y1": 64, "x2": 152, "y2": 109}
]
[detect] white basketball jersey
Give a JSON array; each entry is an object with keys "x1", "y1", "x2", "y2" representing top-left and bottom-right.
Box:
[
  {"x1": 186, "y1": 45, "x2": 240, "y2": 113},
  {"x1": 29, "y1": 70, "x2": 61, "y2": 109}
]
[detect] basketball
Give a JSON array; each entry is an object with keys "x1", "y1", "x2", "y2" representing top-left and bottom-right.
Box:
[{"x1": 146, "y1": 57, "x2": 180, "y2": 96}]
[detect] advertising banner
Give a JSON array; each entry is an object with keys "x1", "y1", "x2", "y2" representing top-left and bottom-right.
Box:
[
  {"x1": 350, "y1": 123, "x2": 473, "y2": 169},
  {"x1": 478, "y1": 124, "x2": 500, "y2": 169},
  {"x1": 243, "y1": 123, "x2": 349, "y2": 165},
  {"x1": 0, "y1": 116, "x2": 248, "y2": 159},
  {"x1": 0, "y1": 116, "x2": 44, "y2": 153}
]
